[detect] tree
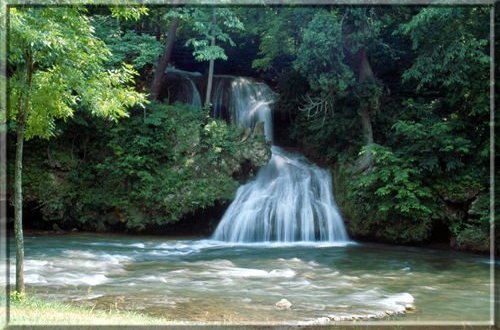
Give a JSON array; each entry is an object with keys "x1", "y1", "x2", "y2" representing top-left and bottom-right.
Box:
[
  {"x1": 204, "y1": 9, "x2": 217, "y2": 107},
  {"x1": 399, "y1": 6, "x2": 490, "y2": 154},
  {"x1": 396, "y1": 6, "x2": 491, "y2": 249},
  {"x1": 150, "y1": 16, "x2": 179, "y2": 100},
  {"x1": 148, "y1": 7, "x2": 243, "y2": 103},
  {"x1": 293, "y1": 8, "x2": 384, "y2": 169},
  {"x1": 182, "y1": 7, "x2": 244, "y2": 106},
  {"x1": 251, "y1": 7, "x2": 315, "y2": 78},
  {"x1": 342, "y1": 8, "x2": 385, "y2": 170},
  {"x1": 8, "y1": 6, "x2": 146, "y2": 294}
]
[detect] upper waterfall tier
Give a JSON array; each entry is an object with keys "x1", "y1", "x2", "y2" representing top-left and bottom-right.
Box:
[
  {"x1": 212, "y1": 146, "x2": 349, "y2": 243},
  {"x1": 212, "y1": 76, "x2": 274, "y2": 142},
  {"x1": 164, "y1": 68, "x2": 202, "y2": 109}
]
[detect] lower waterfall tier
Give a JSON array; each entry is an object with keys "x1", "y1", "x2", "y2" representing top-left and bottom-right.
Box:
[{"x1": 213, "y1": 146, "x2": 348, "y2": 243}]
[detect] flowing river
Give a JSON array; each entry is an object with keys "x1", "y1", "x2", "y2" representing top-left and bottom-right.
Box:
[{"x1": 9, "y1": 234, "x2": 492, "y2": 325}]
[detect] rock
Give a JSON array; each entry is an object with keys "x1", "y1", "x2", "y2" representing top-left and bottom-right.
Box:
[
  {"x1": 450, "y1": 236, "x2": 457, "y2": 249},
  {"x1": 443, "y1": 204, "x2": 466, "y2": 222},
  {"x1": 252, "y1": 121, "x2": 265, "y2": 137},
  {"x1": 52, "y1": 223, "x2": 63, "y2": 232},
  {"x1": 71, "y1": 228, "x2": 78, "y2": 232},
  {"x1": 275, "y1": 298, "x2": 292, "y2": 310},
  {"x1": 240, "y1": 127, "x2": 252, "y2": 142},
  {"x1": 441, "y1": 187, "x2": 480, "y2": 204},
  {"x1": 317, "y1": 317, "x2": 331, "y2": 324},
  {"x1": 405, "y1": 304, "x2": 416, "y2": 312}
]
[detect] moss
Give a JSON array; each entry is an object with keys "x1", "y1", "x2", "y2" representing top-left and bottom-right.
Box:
[{"x1": 455, "y1": 227, "x2": 490, "y2": 253}]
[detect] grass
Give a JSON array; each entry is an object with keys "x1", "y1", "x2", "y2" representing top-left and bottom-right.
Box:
[
  {"x1": 3, "y1": 295, "x2": 491, "y2": 330},
  {"x1": 6, "y1": 294, "x2": 169, "y2": 327}
]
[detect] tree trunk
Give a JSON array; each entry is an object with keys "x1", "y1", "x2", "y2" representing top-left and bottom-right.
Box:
[
  {"x1": 204, "y1": 10, "x2": 217, "y2": 108},
  {"x1": 14, "y1": 51, "x2": 33, "y2": 295},
  {"x1": 14, "y1": 112, "x2": 25, "y2": 295},
  {"x1": 358, "y1": 48, "x2": 375, "y2": 145},
  {"x1": 356, "y1": 48, "x2": 376, "y2": 171},
  {"x1": 150, "y1": 16, "x2": 179, "y2": 100},
  {"x1": 360, "y1": 105, "x2": 374, "y2": 145}
]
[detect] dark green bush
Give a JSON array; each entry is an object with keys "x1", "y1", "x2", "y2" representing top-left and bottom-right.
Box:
[{"x1": 16, "y1": 102, "x2": 271, "y2": 231}]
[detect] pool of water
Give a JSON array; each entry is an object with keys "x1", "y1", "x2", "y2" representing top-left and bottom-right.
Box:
[{"x1": 8, "y1": 234, "x2": 492, "y2": 325}]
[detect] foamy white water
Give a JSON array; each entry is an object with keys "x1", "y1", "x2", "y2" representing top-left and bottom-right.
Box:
[
  {"x1": 212, "y1": 76, "x2": 274, "y2": 142},
  {"x1": 10, "y1": 235, "x2": 491, "y2": 323},
  {"x1": 210, "y1": 76, "x2": 348, "y2": 243},
  {"x1": 213, "y1": 146, "x2": 348, "y2": 243}
]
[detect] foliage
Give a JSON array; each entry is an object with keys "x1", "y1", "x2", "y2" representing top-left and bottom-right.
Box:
[
  {"x1": 10, "y1": 291, "x2": 25, "y2": 302},
  {"x1": 109, "y1": 6, "x2": 149, "y2": 21},
  {"x1": 398, "y1": 6, "x2": 490, "y2": 161},
  {"x1": 17, "y1": 102, "x2": 270, "y2": 231},
  {"x1": 336, "y1": 96, "x2": 489, "y2": 245},
  {"x1": 93, "y1": 15, "x2": 163, "y2": 71},
  {"x1": 295, "y1": 9, "x2": 354, "y2": 94},
  {"x1": 399, "y1": 7, "x2": 489, "y2": 100},
  {"x1": 8, "y1": 7, "x2": 146, "y2": 139},
  {"x1": 290, "y1": 99, "x2": 362, "y2": 163},
  {"x1": 251, "y1": 7, "x2": 314, "y2": 75},
  {"x1": 167, "y1": 8, "x2": 244, "y2": 62},
  {"x1": 346, "y1": 144, "x2": 435, "y2": 242}
]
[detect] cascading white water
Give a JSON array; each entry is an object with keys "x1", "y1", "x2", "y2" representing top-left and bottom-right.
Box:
[
  {"x1": 212, "y1": 76, "x2": 274, "y2": 142},
  {"x1": 213, "y1": 146, "x2": 348, "y2": 242},
  {"x1": 182, "y1": 78, "x2": 202, "y2": 109},
  {"x1": 211, "y1": 76, "x2": 348, "y2": 243}
]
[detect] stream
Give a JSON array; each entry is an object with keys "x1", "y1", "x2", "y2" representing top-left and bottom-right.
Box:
[{"x1": 8, "y1": 234, "x2": 492, "y2": 325}]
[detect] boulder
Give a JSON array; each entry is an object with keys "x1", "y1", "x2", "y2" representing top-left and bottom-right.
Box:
[
  {"x1": 52, "y1": 223, "x2": 63, "y2": 232},
  {"x1": 275, "y1": 298, "x2": 292, "y2": 310}
]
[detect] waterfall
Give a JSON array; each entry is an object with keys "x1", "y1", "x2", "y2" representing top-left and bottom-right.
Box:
[
  {"x1": 211, "y1": 77, "x2": 349, "y2": 243},
  {"x1": 165, "y1": 68, "x2": 202, "y2": 109},
  {"x1": 161, "y1": 70, "x2": 348, "y2": 243},
  {"x1": 213, "y1": 146, "x2": 348, "y2": 242},
  {"x1": 212, "y1": 76, "x2": 274, "y2": 142}
]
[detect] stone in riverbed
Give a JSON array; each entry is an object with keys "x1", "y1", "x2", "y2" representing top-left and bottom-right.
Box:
[
  {"x1": 405, "y1": 304, "x2": 416, "y2": 312},
  {"x1": 275, "y1": 298, "x2": 292, "y2": 310}
]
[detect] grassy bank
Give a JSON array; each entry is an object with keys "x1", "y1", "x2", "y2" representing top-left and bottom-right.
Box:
[
  {"x1": 7, "y1": 295, "x2": 168, "y2": 327},
  {"x1": 4, "y1": 295, "x2": 491, "y2": 329}
]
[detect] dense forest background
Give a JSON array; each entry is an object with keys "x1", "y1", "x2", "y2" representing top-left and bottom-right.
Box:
[{"x1": 7, "y1": 5, "x2": 494, "y2": 253}]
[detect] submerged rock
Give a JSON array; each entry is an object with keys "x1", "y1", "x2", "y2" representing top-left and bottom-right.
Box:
[
  {"x1": 275, "y1": 298, "x2": 292, "y2": 310},
  {"x1": 405, "y1": 304, "x2": 416, "y2": 312}
]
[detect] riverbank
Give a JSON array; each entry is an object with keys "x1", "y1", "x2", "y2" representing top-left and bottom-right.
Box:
[
  {"x1": 7, "y1": 295, "x2": 168, "y2": 326},
  {"x1": 5, "y1": 294, "x2": 492, "y2": 329}
]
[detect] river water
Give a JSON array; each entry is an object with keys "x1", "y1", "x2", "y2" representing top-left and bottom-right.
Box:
[{"x1": 9, "y1": 234, "x2": 492, "y2": 325}]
